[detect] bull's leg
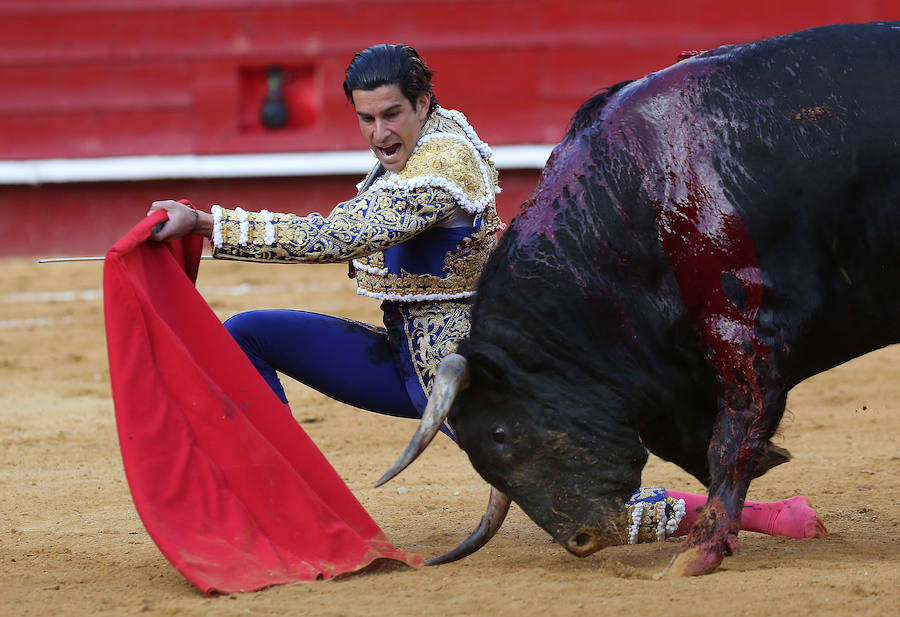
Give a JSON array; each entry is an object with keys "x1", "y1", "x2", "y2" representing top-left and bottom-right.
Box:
[
  {"x1": 651, "y1": 145, "x2": 790, "y2": 575},
  {"x1": 667, "y1": 384, "x2": 786, "y2": 576}
]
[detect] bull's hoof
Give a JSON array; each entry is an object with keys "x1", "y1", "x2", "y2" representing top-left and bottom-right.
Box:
[
  {"x1": 659, "y1": 547, "x2": 721, "y2": 577},
  {"x1": 658, "y1": 533, "x2": 740, "y2": 577},
  {"x1": 661, "y1": 546, "x2": 723, "y2": 577}
]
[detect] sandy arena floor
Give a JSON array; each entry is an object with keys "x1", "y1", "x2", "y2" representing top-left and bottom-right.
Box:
[{"x1": 1, "y1": 256, "x2": 897, "y2": 616}]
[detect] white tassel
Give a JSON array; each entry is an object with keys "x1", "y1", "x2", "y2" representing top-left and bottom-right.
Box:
[
  {"x1": 655, "y1": 501, "x2": 668, "y2": 541},
  {"x1": 211, "y1": 205, "x2": 223, "y2": 248},
  {"x1": 666, "y1": 498, "x2": 686, "y2": 535},
  {"x1": 235, "y1": 207, "x2": 249, "y2": 245},
  {"x1": 627, "y1": 502, "x2": 644, "y2": 545},
  {"x1": 261, "y1": 209, "x2": 275, "y2": 245}
]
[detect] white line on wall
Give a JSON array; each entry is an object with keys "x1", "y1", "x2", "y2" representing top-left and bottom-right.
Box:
[{"x1": 0, "y1": 145, "x2": 553, "y2": 185}]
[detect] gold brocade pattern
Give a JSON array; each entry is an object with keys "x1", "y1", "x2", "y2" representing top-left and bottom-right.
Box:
[
  {"x1": 394, "y1": 135, "x2": 494, "y2": 206},
  {"x1": 352, "y1": 208, "x2": 502, "y2": 300},
  {"x1": 400, "y1": 301, "x2": 472, "y2": 396}
]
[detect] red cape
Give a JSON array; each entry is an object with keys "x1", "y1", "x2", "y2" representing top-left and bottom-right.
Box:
[{"x1": 103, "y1": 211, "x2": 422, "y2": 594}]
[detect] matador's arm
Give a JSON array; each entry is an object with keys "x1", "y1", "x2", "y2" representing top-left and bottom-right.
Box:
[{"x1": 211, "y1": 184, "x2": 458, "y2": 263}]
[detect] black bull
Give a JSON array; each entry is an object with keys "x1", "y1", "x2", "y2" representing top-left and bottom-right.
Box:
[{"x1": 382, "y1": 22, "x2": 900, "y2": 575}]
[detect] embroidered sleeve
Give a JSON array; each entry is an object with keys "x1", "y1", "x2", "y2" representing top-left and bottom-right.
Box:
[{"x1": 211, "y1": 185, "x2": 458, "y2": 263}]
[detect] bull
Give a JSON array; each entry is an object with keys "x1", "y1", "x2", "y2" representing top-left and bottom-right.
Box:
[{"x1": 378, "y1": 21, "x2": 900, "y2": 575}]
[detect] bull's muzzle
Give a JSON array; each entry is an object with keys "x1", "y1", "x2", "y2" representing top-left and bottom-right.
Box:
[{"x1": 564, "y1": 527, "x2": 616, "y2": 557}]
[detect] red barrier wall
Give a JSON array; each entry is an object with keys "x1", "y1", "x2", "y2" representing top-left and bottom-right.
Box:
[
  {"x1": 4, "y1": 170, "x2": 540, "y2": 258},
  {"x1": 3, "y1": 0, "x2": 898, "y2": 159},
  {"x1": 1, "y1": 0, "x2": 898, "y2": 255}
]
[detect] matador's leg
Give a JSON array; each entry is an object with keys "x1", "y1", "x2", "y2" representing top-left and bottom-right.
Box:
[{"x1": 666, "y1": 490, "x2": 827, "y2": 539}]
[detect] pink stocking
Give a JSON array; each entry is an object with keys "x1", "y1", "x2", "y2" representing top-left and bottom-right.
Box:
[{"x1": 666, "y1": 490, "x2": 828, "y2": 539}]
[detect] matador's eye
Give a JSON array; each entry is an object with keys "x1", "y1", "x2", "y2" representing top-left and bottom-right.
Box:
[{"x1": 491, "y1": 426, "x2": 506, "y2": 444}]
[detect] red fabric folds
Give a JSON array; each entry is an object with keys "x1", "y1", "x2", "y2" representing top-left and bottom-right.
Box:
[{"x1": 103, "y1": 211, "x2": 422, "y2": 595}]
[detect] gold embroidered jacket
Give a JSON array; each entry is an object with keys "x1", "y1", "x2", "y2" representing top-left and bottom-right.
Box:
[{"x1": 211, "y1": 107, "x2": 503, "y2": 302}]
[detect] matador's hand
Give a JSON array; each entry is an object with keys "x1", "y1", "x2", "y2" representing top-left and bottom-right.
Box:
[{"x1": 147, "y1": 200, "x2": 201, "y2": 242}]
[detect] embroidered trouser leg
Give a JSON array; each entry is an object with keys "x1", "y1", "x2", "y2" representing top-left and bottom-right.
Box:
[{"x1": 224, "y1": 309, "x2": 419, "y2": 419}]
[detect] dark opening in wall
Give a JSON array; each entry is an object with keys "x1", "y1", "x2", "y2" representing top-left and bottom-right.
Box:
[{"x1": 238, "y1": 65, "x2": 317, "y2": 132}]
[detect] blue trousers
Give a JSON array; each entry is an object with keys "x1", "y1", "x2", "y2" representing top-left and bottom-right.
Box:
[{"x1": 224, "y1": 309, "x2": 420, "y2": 419}]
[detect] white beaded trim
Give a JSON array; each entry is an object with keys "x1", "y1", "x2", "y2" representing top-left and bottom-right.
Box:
[
  {"x1": 356, "y1": 287, "x2": 476, "y2": 302},
  {"x1": 627, "y1": 502, "x2": 644, "y2": 545},
  {"x1": 351, "y1": 259, "x2": 388, "y2": 276},
  {"x1": 655, "y1": 501, "x2": 668, "y2": 541},
  {"x1": 435, "y1": 107, "x2": 493, "y2": 160},
  {"x1": 667, "y1": 498, "x2": 686, "y2": 535},
  {"x1": 418, "y1": 131, "x2": 499, "y2": 200},
  {"x1": 370, "y1": 169, "x2": 495, "y2": 215},
  {"x1": 211, "y1": 204, "x2": 223, "y2": 248},
  {"x1": 235, "y1": 207, "x2": 249, "y2": 245},
  {"x1": 261, "y1": 209, "x2": 275, "y2": 245},
  {"x1": 626, "y1": 496, "x2": 686, "y2": 544}
]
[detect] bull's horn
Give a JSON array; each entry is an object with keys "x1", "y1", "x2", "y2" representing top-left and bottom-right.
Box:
[
  {"x1": 426, "y1": 486, "x2": 511, "y2": 566},
  {"x1": 374, "y1": 353, "x2": 469, "y2": 488}
]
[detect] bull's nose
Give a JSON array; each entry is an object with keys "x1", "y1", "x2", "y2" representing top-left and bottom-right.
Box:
[{"x1": 565, "y1": 528, "x2": 606, "y2": 557}]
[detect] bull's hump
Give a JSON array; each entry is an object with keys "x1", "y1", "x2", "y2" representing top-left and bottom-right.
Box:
[
  {"x1": 588, "y1": 50, "x2": 773, "y2": 408},
  {"x1": 598, "y1": 57, "x2": 727, "y2": 156},
  {"x1": 515, "y1": 136, "x2": 592, "y2": 243}
]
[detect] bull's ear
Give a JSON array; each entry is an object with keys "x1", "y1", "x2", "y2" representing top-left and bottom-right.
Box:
[
  {"x1": 752, "y1": 443, "x2": 792, "y2": 478},
  {"x1": 468, "y1": 350, "x2": 507, "y2": 386}
]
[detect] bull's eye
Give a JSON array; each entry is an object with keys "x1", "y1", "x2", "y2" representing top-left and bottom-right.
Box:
[{"x1": 491, "y1": 426, "x2": 506, "y2": 444}]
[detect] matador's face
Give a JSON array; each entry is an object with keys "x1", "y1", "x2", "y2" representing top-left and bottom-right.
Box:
[{"x1": 353, "y1": 85, "x2": 430, "y2": 172}]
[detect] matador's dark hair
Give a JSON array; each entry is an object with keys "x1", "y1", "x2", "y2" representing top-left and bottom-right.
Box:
[{"x1": 343, "y1": 44, "x2": 438, "y2": 115}]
